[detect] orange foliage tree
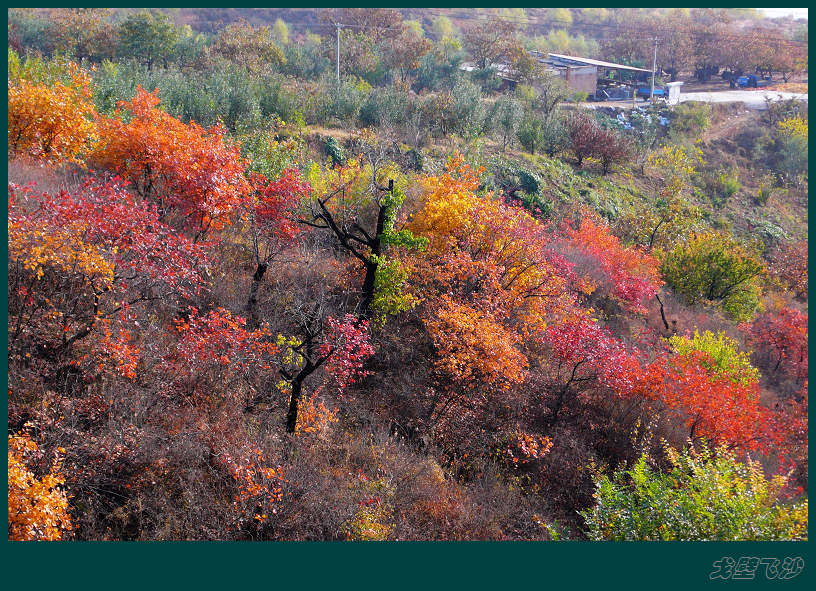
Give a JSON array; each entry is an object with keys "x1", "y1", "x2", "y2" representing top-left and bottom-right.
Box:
[
  {"x1": 544, "y1": 312, "x2": 778, "y2": 454},
  {"x1": 407, "y1": 156, "x2": 575, "y2": 424},
  {"x1": 7, "y1": 59, "x2": 97, "y2": 163},
  {"x1": 93, "y1": 86, "x2": 251, "y2": 235},
  {"x1": 8, "y1": 432, "x2": 72, "y2": 541}
]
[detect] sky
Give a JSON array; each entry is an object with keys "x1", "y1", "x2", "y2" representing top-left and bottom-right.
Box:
[{"x1": 757, "y1": 8, "x2": 808, "y2": 20}]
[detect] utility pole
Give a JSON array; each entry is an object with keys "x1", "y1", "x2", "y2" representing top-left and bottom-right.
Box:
[
  {"x1": 336, "y1": 23, "x2": 341, "y2": 85},
  {"x1": 650, "y1": 37, "x2": 659, "y2": 104}
]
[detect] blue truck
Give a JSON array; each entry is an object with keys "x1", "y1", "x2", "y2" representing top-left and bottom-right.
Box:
[
  {"x1": 736, "y1": 74, "x2": 771, "y2": 88},
  {"x1": 636, "y1": 87, "x2": 666, "y2": 99}
]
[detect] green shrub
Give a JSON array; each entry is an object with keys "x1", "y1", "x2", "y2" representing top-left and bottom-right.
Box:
[
  {"x1": 415, "y1": 48, "x2": 464, "y2": 92},
  {"x1": 700, "y1": 167, "x2": 740, "y2": 207},
  {"x1": 668, "y1": 102, "x2": 711, "y2": 141},
  {"x1": 581, "y1": 444, "x2": 808, "y2": 541},
  {"x1": 450, "y1": 78, "x2": 486, "y2": 140},
  {"x1": 324, "y1": 136, "x2": 345, "y2": 167},
  {"x1": 487, "y1": 95, "x2": 523, "y2": 151},
  {"x1": 358, "y1": 87, "x2": 411, "y2": 128},
  {"x1": 668, "y1": 330, "x2": 759, "y2": 385},
  {"x1": 660, "y1": 231, "x2": 763, "y2": 321},
  {"x1": 756, "y1": 174, "x2": 777, "y2": 205},
  {"x1": 406, "y1": 147, "x2": 425, "y2": 172},
  {"x1": 241, "y1": 120, "x2": 306, "y2": 179},
  {"x1": 517, "y1": 113, "x2": 567, "y2": 156},
  {"x1": 776, "y1": 133, "x2": 808, "y2": 182},
  {"x1": 488, "y1": 158, "x2": 541, "y2": 199},
  {"x1": 716, "y1": 168, "x2": 740, "y2": 200}
]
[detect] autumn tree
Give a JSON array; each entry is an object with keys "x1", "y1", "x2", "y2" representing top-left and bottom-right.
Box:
[
  {"x1": 321, "y1": 8, "x2": 403, "y2": 78},
  {"x1": 768, "y1": 240, "x2": 807, "y2": 300},
  {"x1": 301, "y1": 148, "x2": 425, "y2": 318},
  {"x1": 210, "y1": 19, "x2": 286, "y2": 73},
  {"x1": 383, "y1": 27, "x2": 432, "y2": 84},
  {"x1": 462, "y1": 17, "x2": 520, "y2": 70},
  {"x1": 616, "y1": 143, "x2": 704, "y2": 251},
  {"x1": 541, "y1": 312, "x2": 641, "y2": 428},
  {"x1": 742, "y1": 308, "x2": 808, "y2": 386},
  {"x1": 668, "y1": 330, "x2": 760, "y2": 386},
  {"x1": 271, "y1": 18, "x2": 290, "y2": 46},
  {"x1": 49, "y1": 8, "x2": 116, "y2": 63},
  {"x1": 92, "y1": 87, "x2": 251, "y2": 236},
  {"x1": 166, "y1": 307, "x2": 280, "y2": 408},
  {"x1": 7, "y1": 52, "x2": 97, "y2": 164},
  {"x1": 406, "y1": 156, "x2": 574, "y2": 426},
  {"x1": 652, "y1": 350, "x2": 774, "y2": 452},
  {"x1": 278, "y1": 312, "x2": 374, "y2": 433},
  {"x1": 594, "y1": 127, "x2": 632, "y2": 175},
  {"x1": 543, "y1": 312, "x2": 775, "y2": 453},
  {"x1": 245, "y1": 169, "x2": 310, "y2": 325},
  {"x1": 322, "y1": 7, "x2": 402, "y2": 43},
  {"x1": 8, "y1": 432, "x2": 72, "y2": 541},
  {"x1": 563, "y1": 216, "x2": 663, "y2": 314},
  {"x1": 565, "y1": 111, "x2": 601, "y2": 167},
  {"x1": 8, "y1": 176, "x2": 207, "y2": 400}
]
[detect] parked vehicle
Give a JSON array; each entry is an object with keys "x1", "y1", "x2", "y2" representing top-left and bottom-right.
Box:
[
  {"x1": 737, "y1": 74, "x2": 771, "y2": 88},
  {"x1": 636, "y1": 87, "x2": 666, "y2": 99}
]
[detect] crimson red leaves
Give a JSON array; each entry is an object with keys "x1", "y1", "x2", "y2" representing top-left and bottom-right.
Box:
[{"x1": 321, "y1": 314, "x2": 375, "y2": 393}]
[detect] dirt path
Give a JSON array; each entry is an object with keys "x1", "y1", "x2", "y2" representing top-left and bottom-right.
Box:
[{"x1": 701, "y1": 108, "x2": 755, "y2": 143}]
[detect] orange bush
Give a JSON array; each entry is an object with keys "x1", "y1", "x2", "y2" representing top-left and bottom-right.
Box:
[
  {"x1": 8, "y1": 63, "x2": 97, "y2": 163},
  {"x1": 8, "y1": 433, "x2": 72, "y2": 541},
  {"x1": 93, "y1": 86, "x2": 251, "y2": 233}
]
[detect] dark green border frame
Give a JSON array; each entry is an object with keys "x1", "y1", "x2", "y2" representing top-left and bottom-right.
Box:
[{"x1": 4, "y1": 2, "x2": 811, "y2": 588}]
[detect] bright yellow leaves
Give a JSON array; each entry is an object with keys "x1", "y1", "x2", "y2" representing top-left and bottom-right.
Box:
[
  {"x1": 8, "y1": 432, "x2": 72, "y2": 541},
  {"x1": 8, "y1": 218, "x2": 115, "y2": 287},
  {"x1": 778, "y1": 116, "x2": 808, "y2": 141},
  {"x1": 648, "y1": 143, "x2": 704, "y2": 199},
  {"x1": 8, "y1": 60, "x2": 97, "y2": 164},
  {"x1": 410, "y1": 155, "x2": 483, "y2": 241}
]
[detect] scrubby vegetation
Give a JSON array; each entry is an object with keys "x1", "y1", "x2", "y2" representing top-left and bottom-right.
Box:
[{"x1": 7, "y1": 8, "x2": 808, "y2": 542}]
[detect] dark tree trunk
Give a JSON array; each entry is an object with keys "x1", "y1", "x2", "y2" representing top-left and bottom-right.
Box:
[
  {"x1": 285, "y1": 376, "x2": 304, "y2": 433},
  {"x1": 358, "y1": 194, "x2": 388, "y2": 318},
  {"x1": 246, "y1": 262, "x2": 268, "y2": 327},
  {"x1": 359, "y1": 260, "x2": 378, "y2": 318}
]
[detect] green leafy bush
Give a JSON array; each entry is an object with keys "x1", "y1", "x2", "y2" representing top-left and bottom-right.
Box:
[
  {"x1": 660, "y1": 232, "x2": 764, "y2": 321},
  {"x1": 517, "y1": 113, "x2": 567, "y2": 156},
  {"x1": 581, "y1": 445, "x2": 808, "y2": 541},
  {"x1": 324, "y1": 136, "x2": 345, "y2": 167},
  {"x1": 756, "y1": 174, "x2": 777, "y2": 205},
  {"x1": 668, "y1": 102, "x2": 711, "y2": 141},
  {"x1": 699, "y1": 167, "x2": 741, "y2": 207},
  {"x1": 669, "y1": 330, "x2": 760, "y2": 385}
]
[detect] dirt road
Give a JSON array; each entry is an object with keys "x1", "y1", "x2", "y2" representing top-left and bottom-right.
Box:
[{"x1": 678, "y1": 90, "x2": 808, "y2": 109}]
